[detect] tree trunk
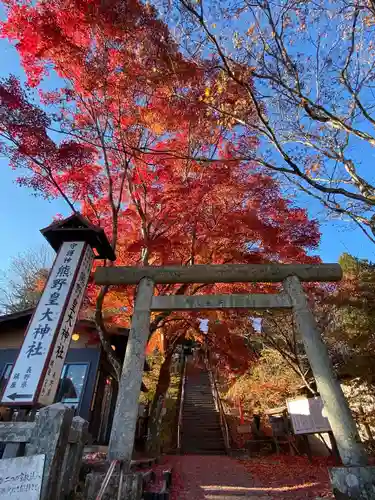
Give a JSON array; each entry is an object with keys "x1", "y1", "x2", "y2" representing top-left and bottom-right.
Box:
[{"x1": 146, "y1": 348, "x2": 175, "y2": 455}]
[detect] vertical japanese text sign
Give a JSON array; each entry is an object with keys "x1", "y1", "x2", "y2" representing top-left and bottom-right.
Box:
[{"x1": 1, "y1": 241, "x2": 94, "y2": 406}]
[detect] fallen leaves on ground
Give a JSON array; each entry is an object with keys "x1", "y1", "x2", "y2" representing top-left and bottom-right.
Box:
[{"x1": 241, "y1": 455, "x2": 335, "y2": 498}]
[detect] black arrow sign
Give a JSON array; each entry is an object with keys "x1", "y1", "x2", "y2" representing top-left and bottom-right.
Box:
[{"x1": 6, "y1": 393, "x2": 33, "y2": 401}]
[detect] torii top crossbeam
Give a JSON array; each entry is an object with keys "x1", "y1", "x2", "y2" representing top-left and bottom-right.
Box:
[{"x1": 95, "y1": 263, "x2": 342, "y2": 285}]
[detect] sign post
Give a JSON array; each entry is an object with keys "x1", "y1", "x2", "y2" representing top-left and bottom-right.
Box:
[
  {"x1": 0, "y1": 213, "x2": 115, "y2": 407},
  {"x1": 0, "y1": 454, "x2": 45, "y2": 499},
  {"x1": 287, "y1": 397, "x2": 332, "y2": 435}
]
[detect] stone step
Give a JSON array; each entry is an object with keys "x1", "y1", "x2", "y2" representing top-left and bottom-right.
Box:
[
  {"x1": 186, "y1": 381, "x2": 211, "y2": 384},
  {"x1": 182, "y1": 430, "x2": 223, "y2": 435},
  {"x1": 182, "y1": 440, "x2": 225, "y2": 446},
  {"x1": 182, "y1": 365, "x2": 227, "y2": 455},
  {"x1": 184, "y1": 394, "x2": 213, "y2": 397},
  {"x1": 182, "y1": 418, "x2": 221, "y2": 423},
  {"x1": 182, "y1": 412, "x2": 219, "y2": 416},
  {"x1": 182, "y1": 446, "x2": 225, "y2": 455},
  {"x1": 183, "y1": 426, "x2": 222, "y2": 431},
  {"x1": 183, "y1": 428, "x2": 222, "y2": 433},
  {"x1": 182, "y1": 431, "x2": 224, "y2": 436},
  {"x1": 183, "y1": 405, "x2": 217, "y2": 409},
  {"x1": 182, "y1": 446, "x2": 225, "y2": 451},
  {"x1": 183, "y1": 406, "x2": 217, "y2": 411},
  {"x1": 183, "y1": 402, "x2": 215, "y2": 406},
  {"x1": 182, "y1": 452, "x2": 226, "y2": 456},
  {"x1": 183, "y1": 426, "x2": 222, "y2": 430},
  {"x1": 185, "y1": 387, "x2": 212, "y2": 391},
  {"x1": 183, "y1": 406, "x2": 218, "y2": 410},
  {"x1": 182, "y1": 437, "x2": 225, "y2": 442},
  {"x1": 183, "y1": 399, "x2": 216, "y2": 403},
  {"x1": 184, "y1": 395, "x2": 214, "y2": 398},
  {"x1": 184, "y1": 396, "x2": 214, "y2": 400},
  {"x1": 183, "y1": 420, "x2": 221, "y2": 423},
  {"x1": 184, "y1": 397, "x2": 214, "y2": 399},
  {"x1": 183, "y1": 428, "x2": 223, "y2": 432},
  {"x1": 182, "y1": 443, "x2": 225, "y2": 448},
  {"x1": 183, "y1": 404, "x2": 216, "y2": 408},
  {"x1": 182, "y1": 420, "x2": 221, "y2": 425},
  {"x1": 184, "y1": 395, "x2": 213, "y2": 399},
  {"x1": 183, "y1": 431, "x2": 223, "y2": 435}
]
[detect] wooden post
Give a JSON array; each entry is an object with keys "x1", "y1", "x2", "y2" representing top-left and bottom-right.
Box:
[
  {"x1": 25, "y1": 403, "x2": 74, "y2": 500},
  {"x1": 85, "y1": 471, "x2": 143, "y2": 499},
  {"x1": 284, "y1": 275, "x2": 368, "y2": 467},
  {"x1": 59, "y1": 416, "x2": 89, "y2": 498},
  {"x1": 108, "y1": 277, "x2": 154, "y2": 464}
]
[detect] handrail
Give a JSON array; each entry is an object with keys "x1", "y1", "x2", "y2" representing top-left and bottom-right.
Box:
[
  {"x1": 177, "y1": 355, "x2": 187, "y2": 452},
  {"x1": 206, "y1": 355, "x2": 231, "y2": 453}
]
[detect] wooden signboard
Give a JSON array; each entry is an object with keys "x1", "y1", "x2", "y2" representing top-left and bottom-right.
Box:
[
  {"x1": 0, "y1": 454, "x2": 45, "y2": 499},
  {"x1": 1, "y1": 242, "x2": 93, "y2": 406},
  {"x1": 38, "y1": 245, "x2": 93, "y2": 405},
  {"x1": 287, "y1": 397, "x2": 332, "y2": 435}
]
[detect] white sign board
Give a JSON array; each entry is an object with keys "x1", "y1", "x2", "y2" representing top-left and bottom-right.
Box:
[
  {"x1": 39, "y1": 245, "x2": 94, "y2": 405},
  {"x1": 287, "y1": 397, "x2": 332, "y2": 435},
  {"x1": 0, "y1": 454, "x2": 45, "y2": 499},
  {"x1": 1, "y1": 241, "x2": 91, "y2": 405}
]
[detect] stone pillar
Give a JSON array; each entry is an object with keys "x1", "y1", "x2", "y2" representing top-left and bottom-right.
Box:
[
  {"x1": 26, "y1": 403, "x2": 74, "y2": 500},
  {"x1": 284, "y1": 276, "x2": 367, "y2": 467},
  {"x1": 108, "y1": 277, "x2": 154, "y2": 464},
  {"x1": 2, "y1": 409, "x2": 27, "y2": 458}
]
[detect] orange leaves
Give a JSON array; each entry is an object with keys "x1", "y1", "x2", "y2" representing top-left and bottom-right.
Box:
[
  {"x1": 140, "y1": 109, "x2": 167, "y2": 135},
  {"x1": 146, "y1": 331, "x2": 164, "y2": 354},
  {"x1": 246, "y1": 25, "x2": 255, "y2": 37},
  {"x1": 305, "y1": 155, "x2": 323, "y2": 177}
]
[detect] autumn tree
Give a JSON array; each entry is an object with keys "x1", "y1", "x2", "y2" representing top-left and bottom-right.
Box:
[
  {"x1": 0, "y1": 0, "x2": 233, "y2": 375},
  {"x1": 0, "y1": 246, "x2": 51, "y2": 313},
  {"x1": 227, "y1": 348, "x2": 303, "y2": 415},
  {"x1": 261, "y1": 314, "x2": 316, "y2": 395},
  {"x1": 160, "y1": 0, "x2": 375, "y2": 242},
  {"x1": 0, "y1": 0, "x2": 320, "y2": 450}
]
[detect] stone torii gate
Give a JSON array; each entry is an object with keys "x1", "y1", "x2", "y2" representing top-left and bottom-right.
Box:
[{"x1": 95, "y1": 263, "x2": 375, "y2": 499}]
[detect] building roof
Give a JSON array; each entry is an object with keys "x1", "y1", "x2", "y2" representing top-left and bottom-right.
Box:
[
  {"x1": 0, "y1": 309, "x2": 128, "y2": 335},
  {"x1": 0, "y1": 308, "x2": 35, "y2": 329}
]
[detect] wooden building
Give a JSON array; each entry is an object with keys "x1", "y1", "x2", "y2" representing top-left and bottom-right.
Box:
[{"x1": 0, "y1": 308, "x2": 148, "y2": 445}]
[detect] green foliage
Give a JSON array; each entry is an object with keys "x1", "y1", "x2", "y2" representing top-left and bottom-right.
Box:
[
  {"x1": 139, "y1": 353, "x2": 164, "y2": 405},
  {"x1": 159, "y1": 373, "x2": 181, "y2": 452},
  {"x1": 325, "y1": 253, "x2": 375, "y2": 382},
  {"x1": 336, "y1": 253, "x2": 375, "y2": 344},
  {"x1": 139, "y1": 352, "x2": 181, "y2": 452}
]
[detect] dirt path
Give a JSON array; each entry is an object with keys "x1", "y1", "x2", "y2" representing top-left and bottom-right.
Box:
[{"x1": 166, "y1": 455, "x2": 333, "y2": 499}]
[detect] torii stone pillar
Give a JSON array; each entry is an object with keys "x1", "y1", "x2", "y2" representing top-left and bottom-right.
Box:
[
  {"x1": 108, "y1": 277, "x2": 154, "y2": 465},
  {"x1": 95, "y1": 263, "x2": 375, "y2": 498},
  {"x1": 284, "y1": 276, "x2": 375, "y2": 499},
  {"x1": 284, "y1": 276, "x2": 367, "y2": 466}
]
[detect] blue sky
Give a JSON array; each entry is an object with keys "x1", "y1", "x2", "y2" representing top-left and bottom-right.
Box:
[
  {"x1": 0, "y1": 33, "x2": 374, "y2": 273},
  {"x1": 0, "y1": 35, "x2": 69, "y2": 269}
]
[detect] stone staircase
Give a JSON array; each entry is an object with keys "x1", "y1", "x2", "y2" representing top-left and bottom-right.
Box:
[{"x1": 181, "y1": 359, "x2": 226, "y2": 455}]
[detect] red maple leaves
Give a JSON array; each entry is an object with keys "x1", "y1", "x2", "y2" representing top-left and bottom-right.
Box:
[{"x1": 0, "y1": 0, "x2": 321, "y2": 374}]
